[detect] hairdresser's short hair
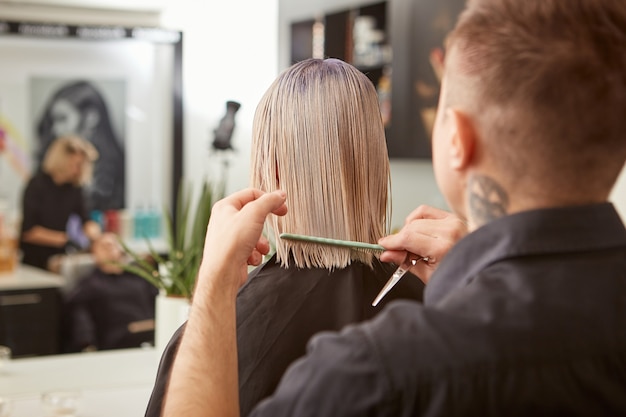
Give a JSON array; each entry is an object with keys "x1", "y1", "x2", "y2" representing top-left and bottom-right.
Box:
[
  {"x1": 42, "y1": 135, "x2": 99, "y2": 186},
  {"x1": 446, "y1": 0, "x2": 626, "y2": 201},
  {"x1": 251, "y1": 58, "x2": 390, "y2": 269}
]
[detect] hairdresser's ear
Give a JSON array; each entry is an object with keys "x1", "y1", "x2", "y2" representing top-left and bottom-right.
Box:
[{"x1": 449, "y1": 109, "x2": 476, "y2": 170}]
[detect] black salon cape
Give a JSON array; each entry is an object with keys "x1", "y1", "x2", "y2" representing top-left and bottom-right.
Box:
[
  {"x1": 64, "y1": 268, "x2": 159, "y2": 352},
  {"x1": 144, "y1": 255, "x2": 425, "y2": 417}
]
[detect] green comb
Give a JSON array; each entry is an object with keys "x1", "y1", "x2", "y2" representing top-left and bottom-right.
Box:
[
  {"x1": 280, "y1": 232, "x2": 430, "y2": 307},
  {"x1": 279, "y1": 233, "x2": 385, "y2": 252}
]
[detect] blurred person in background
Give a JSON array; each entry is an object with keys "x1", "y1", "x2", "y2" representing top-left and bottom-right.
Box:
[
  {"x1": 63, "y1": 232, "x2": 158, "y2": 352},
  {"x1": 20, "y1": 135, "x2": 101, "y2": 271}
]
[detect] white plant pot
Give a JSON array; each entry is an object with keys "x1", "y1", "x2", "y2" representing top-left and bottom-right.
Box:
[{"x1": 155, "y1": 292, "x2": 190, "y2": 355}]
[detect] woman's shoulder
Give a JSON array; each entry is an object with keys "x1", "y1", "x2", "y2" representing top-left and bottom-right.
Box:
[
  {"x1": 239, "y1": 257, "x2": 398, "y2": 294},
  {"x1": 25, "y1": 170, "x2": 47, "y2": 187},
  {"x1": 238, "y1": 258, "x2": 316, "y2": 298},
  {"x1": 22, "y1": 172, "x2": 49, "y2": 202}
]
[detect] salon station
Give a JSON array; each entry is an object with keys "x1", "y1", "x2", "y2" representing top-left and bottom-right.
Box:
[{"x1": 0, "y1": 0, "x2": 625, "y2": 416}]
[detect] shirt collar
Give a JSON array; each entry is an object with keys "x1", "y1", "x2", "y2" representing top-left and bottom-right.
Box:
[{"x1": 424, "y1": 203, "x2": 626, "y2": 305}]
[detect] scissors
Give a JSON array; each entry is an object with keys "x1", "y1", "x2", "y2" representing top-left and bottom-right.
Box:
[{"x1": 372, "y1": 254, "x2": 429, "y2": 306}]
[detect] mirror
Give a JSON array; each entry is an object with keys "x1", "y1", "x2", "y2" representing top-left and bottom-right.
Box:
[{"x1": 0, "y1": 19, "x2": 182, "y2": 357}]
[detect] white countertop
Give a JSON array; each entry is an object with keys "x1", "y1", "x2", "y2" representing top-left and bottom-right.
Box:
[
  {"x1": 0, "y1": 347, "x2": 160, "y2": 417},
  {"x1": 0, "y1": 265, "x2": 64, "y2": 291},
  {"x1": 0, "y1": 237, "x2": 169, "y2": 293}
]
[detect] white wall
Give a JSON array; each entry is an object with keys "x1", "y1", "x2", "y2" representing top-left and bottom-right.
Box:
[{"x1": 160, "y1": 0, "x2": 278, "y2": 199}]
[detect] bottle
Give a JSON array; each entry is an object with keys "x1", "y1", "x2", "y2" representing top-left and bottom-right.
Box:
[
  {"x1": 118, "y1": 209, "x2": 134, "y2": 241},
  {"x1": 133, "y1": 206, "x2": 146, "y2": 240},
  {"x1": 148, "y1": 206, "x2": 162, "y2": 239},
  {"x1": 90, "y1": 210, "x2": 105, "y2": 231},
  {"x1": 0, "y1": 200, "x2": 17, "y2": 273},
  {"x1": 105, "y1": 210, "x2": 120, "y2": 234}
]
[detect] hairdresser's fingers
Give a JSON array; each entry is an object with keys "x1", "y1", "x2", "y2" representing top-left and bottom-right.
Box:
[
  {"x1": 380, "y1": 212, "x2": 466, "y2": 284},
  {"x1": 385, "y1": 210, "x2": 466, "y2": 255},
  {"x1": 226, "y1": 188, "x2": 275, "y2": 209},
  {"x1": 255, "y1": 237, "x2": 271, "y2": 256},
  {"x1": 379, "y1": 248, "x2": 438, "y2": 285},
  {"x1": 407, "y1": 259, "x2": 438, "y2": 285},
  {"x1": 247, "y1": 249, "x2": 264, "y2": 267},
  {"x1": 379, "y1": 230, "x2": 436, "y2": 263},
  {"x1": 379, "y1": 249, "x2": 409, "y2": 266},
  {"x1": 247, "y1": 237, "x2": 271, "y2": 272},
  {"x1": 200, "y1": 189, "x2": 287, "y2": 291},
  {"x1": 206, "y1": 189, "x2": 287, "y2": 255},
  {"x1": 233, "y1": 189, "x2": 288, "y2": 217},
  {"x1": 380, "y1": 225, "x2": 453, "y2": 265},
  {"x1": 403, "y1": 205, "x2": 451, "y2": 225}
]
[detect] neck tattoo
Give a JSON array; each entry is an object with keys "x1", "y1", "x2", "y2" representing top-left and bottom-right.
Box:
[{"x1": 468, "y1": 174, "x2": 509, "y2": 227}]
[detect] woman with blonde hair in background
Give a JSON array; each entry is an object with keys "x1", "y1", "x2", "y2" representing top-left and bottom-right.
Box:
[
  {"x1": 145, "y1": 58, "x2": 464, "y2": 417},
  {"x1": 20, "y1": 135, "x2": 102, "y2": 271}
]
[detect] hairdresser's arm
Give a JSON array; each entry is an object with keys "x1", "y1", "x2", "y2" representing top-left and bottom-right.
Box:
[
  {"x1": 23, "y1": 221, "x2": 100, "y2": 248},
  {"x1": 22, "y1": 226, "x2": 67, "y2": 248},
  {"x1": 379, "y1": 205, "x2": 467, "y2": 284},
  {"x1": 162, "y1": 189, "x2": 288, "y2": 417}
]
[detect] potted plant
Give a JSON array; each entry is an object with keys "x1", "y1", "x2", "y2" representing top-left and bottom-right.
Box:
[{"x1": 119, "y1": 178, "x2": 224, "y2": 350}]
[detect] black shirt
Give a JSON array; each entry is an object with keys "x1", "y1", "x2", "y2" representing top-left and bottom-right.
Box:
[
  {"x1": 144, "y1": 257, "x2": 425, "y2": 416},
  {"x1": 20, "y1": 171, "x2": 88, "y2": 269},
  {"x1": 249, "y1": 203, "x2": 626, "y2": 416}
]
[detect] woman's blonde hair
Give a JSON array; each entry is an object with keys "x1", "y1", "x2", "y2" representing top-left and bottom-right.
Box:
[
  {"x1": 42, "y1": 135, "x2": 99, "y2": 186},
  {"x1": 251, "y1": 58, "x2": 390, "y2": 269}
]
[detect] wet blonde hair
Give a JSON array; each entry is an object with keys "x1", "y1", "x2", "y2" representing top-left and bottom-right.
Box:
[
  {"x1": 251, "y1": 58, "x2": 390, "y2": 269},
  {"x1": 42, "y1": 135, "x2": 98, "y2": 186}
]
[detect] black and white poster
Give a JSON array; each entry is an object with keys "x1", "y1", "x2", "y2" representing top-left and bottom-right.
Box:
[{"x1": 31, "y1": 78, "x2": 126, "y2": 211}]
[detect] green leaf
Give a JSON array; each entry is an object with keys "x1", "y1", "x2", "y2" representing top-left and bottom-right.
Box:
[
  {"x1": 118, "y1": 261, "x2": 163, "y2": 291},
  {"x1": 117, "y1": 238, "x2": 159, "y2": 275},
  {"x1": 118, "y1": 177, "x2": 225, "y2": 299}
]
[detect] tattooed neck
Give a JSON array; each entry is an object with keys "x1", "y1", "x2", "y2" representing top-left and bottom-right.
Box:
[{"x1": 468, "y1": 174, "x2": 509, "y2": 227}]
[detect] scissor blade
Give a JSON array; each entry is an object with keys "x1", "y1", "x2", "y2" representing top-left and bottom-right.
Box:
[{"x1": 372, "y1": 265, "x2": 410, "y2": 307}]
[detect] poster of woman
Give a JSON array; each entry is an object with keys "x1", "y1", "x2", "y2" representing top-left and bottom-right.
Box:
[{"x1": 31, "y1": 78, "x2": 126, "y2": 211}]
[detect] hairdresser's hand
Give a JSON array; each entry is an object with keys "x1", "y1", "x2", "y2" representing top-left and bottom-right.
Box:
[
  {"x1": 379, "y1": 205, "x2": 467, "y2": 284},
  {"x1": 198, "y1": 188, "x2": 288, "y2": 295}
]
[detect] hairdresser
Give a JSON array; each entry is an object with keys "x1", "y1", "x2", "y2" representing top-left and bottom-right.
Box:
[{"x1": 20, "y1": 135, "x2": 102, "y2": 271}]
